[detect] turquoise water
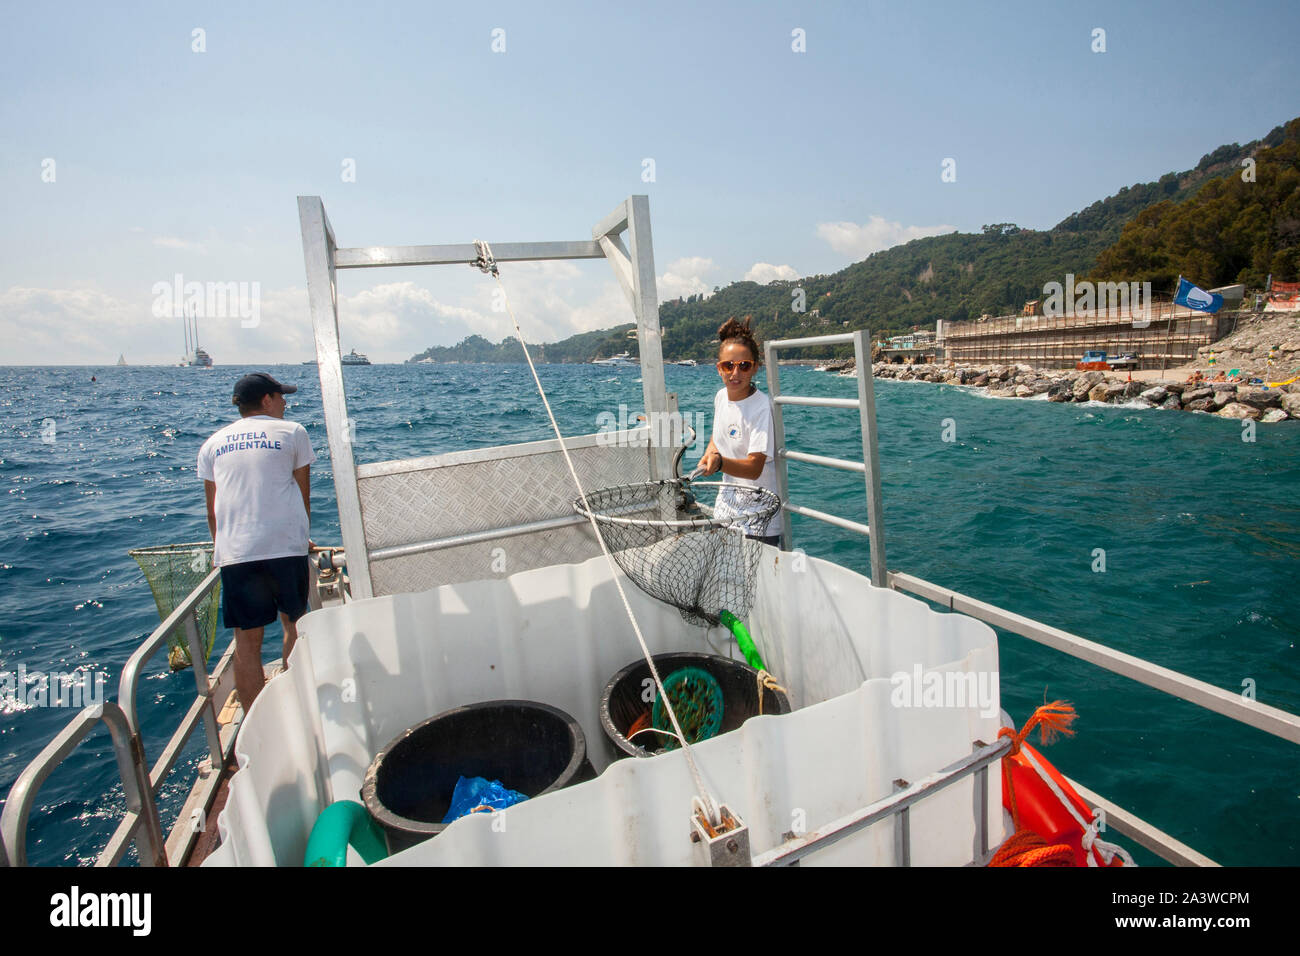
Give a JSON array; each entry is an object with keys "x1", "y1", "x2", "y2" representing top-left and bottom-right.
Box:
[{"x1": 0, "y1": 363, "x2": 1296, "y2": 865}]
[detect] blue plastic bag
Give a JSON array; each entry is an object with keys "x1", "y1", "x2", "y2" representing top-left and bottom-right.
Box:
[{"x1": 441, "y1": 775, "x2": 529, "y2": 823}]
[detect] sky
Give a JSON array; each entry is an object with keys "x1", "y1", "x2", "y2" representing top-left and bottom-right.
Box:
[{"x1": 1, "y1": 0, "x2": 1297, "y2": 365}]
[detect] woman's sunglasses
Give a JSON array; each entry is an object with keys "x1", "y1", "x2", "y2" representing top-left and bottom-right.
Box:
[{"x1": 717, "y1": 360, "x2": 755, "y2": 373}]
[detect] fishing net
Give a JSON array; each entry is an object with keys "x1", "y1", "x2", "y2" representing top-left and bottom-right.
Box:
[
  {"x1": 129, "y1": 542, "x2": 220, "y2": 672},
  {"x1": 573, "y1": 479, "x2": 781, "y2": 627},
  {"x1": 651, "y1": 666, "x2": 724, "y2": 750}
]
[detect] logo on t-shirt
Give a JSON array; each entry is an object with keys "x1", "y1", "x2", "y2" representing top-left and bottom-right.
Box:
[{"x1": 727, "y1": 426, "x2": 739, "y2": 439}]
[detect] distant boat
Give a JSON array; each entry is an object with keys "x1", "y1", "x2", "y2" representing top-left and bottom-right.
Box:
[
  {"x1": 670, "y1": 359, "x2": 699, "y2": 367},
  {"x1": 116, "y1": 354, "x2": 127, "y2": 367},
  {"x1": 592, "y1": 351, "x2": 637, "y2": 367},
  {"x1": 341, "y1": 349, "x2": 372, "y2": 366},
  {"x1": 180, "y1": 305, "x2": 213, "y2": 367}
]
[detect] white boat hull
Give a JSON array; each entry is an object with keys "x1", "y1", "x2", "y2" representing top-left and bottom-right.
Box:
[{"x1": 207, "y1": 550, "x2": 1002, "y2": 866}]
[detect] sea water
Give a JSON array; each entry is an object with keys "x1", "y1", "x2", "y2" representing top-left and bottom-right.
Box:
[{"x1": 0, "y1": 363, "x2": 1296, "y2": 865}]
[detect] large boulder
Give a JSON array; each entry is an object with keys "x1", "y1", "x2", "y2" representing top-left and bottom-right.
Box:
[
  {"x1": 1236, "y1": 387, "x2": 1282, "y2": 409},
  {"x1": 1261, "y1": 408, "x2": 1289, "y2": 423},
  {"x1": 970, "y1": 372, "x2": 990, "y2": 387},
  {"x1": 1073, "y1": 371, "x2": 1107, "y2": 400},
  {"x1": 1047, "y1": 381, "x2": 1073, "y2": 402},
  {"x1": 1184, "y1": 398, "x2": 1215, "y2": 412},
  {"x1": 1087, "y1": 383, "x2": 1110, "y2": 402},
  {"x1": 1160, "y1": 395, "x2": 1182, "y2": 410},
  {"x1": 1015, "y1": 384, "x2": 1035, "y2": 398},
  {"x1": 1140, "y1": 385, "x2": 1168, "y2": 404},
  {"x1": 1281, "y1": 392, "x2": 1300, "y2": 417},
  {"x1": 1105, "y1": 382, "x2": 1130, "y2": 401},
  {"x1": 1217, "y1": 402, "x2": 1262, "y2": 420},
  {"x1": 1210, "y1": 390, "x2": 1233, "y2": 410},
  {"x1": 1182, "y1": 386, "x2": 1213, "y2": 403},
  {"x1": 1122, "y1": 381, "x2": 1145, "y2": 399}
]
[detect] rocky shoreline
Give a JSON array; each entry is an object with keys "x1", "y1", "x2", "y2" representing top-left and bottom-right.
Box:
[{"x1": 861, "y1": 362, "x2": 1298, "y2": 422}]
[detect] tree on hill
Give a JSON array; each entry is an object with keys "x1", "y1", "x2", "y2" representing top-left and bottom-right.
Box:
[{"x1": 1090, "y1": 118, "x2": 1300, "y2": 289}]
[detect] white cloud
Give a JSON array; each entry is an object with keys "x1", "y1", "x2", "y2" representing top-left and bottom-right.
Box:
[
  {"x1": 2, "y1": 259, "x2": 667, "y2": 365},
  {"x1": 153, "y1": 236, "x2": 207, "y2": 253},
  {"x1": 658, "y1": 257, "x2": 715, "y2": 301},
  {"x1": 816, "y1": 217, "x2": 956, "y2": 260},
  {"x1": 744, "y1": 262, "x2": 799, "y2": 284},
  {"x1": 0, "y1": 286, "x2": 164, "y2": 364},
  {"x1": 341, "y1": 282, "x2": 485, "y2": 346}
]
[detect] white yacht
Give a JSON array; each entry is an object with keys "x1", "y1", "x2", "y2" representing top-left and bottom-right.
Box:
[
  {"x1": 341, "y1": 348, "x2": 371, "y2": 366},
  {"x1": 4, "y1": 195, "x2": 1295, "y2": 870},
  {"x1": 592, "y1": 351, "x2": 638, "y2": 366},
  {"x1": 179, "y1": 304, "x2": 213, "y2": 367}
]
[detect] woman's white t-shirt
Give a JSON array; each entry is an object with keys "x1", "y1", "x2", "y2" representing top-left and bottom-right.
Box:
[{"x1": 711, "y1": 386, "x2": 783, "y2": 538}]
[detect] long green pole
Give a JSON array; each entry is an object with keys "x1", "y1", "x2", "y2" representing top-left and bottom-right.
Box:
[{"x1": 719, "y1": 609, "x2": 766, "y2": 672}]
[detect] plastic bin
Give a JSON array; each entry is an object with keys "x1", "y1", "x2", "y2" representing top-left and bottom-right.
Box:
[
  {"x1": 361, "y1": 699, "x2": 595, "y2": 854},
  {"x1": 600, "y1": 651, "x2": 791, "y2": 758}
]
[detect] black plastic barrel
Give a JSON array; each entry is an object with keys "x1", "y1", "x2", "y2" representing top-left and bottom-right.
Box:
[
  {"x1": 361, "y1": 699, "x2": 596, "y2": 854},
  {"x1": 600, "y1": 652, "x2": 791, "y2": 758}
]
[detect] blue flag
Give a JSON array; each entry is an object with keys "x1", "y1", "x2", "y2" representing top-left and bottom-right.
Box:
[{"x1": 1174, "y1": 277, "x2": 1223, "y2": 314}]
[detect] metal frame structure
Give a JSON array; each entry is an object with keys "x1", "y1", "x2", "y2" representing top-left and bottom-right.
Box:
[
  {"x1": 755, "y1": 738, "x2": 1010, "y2": 867},
  {"x1": 298, "y1": 195, "x2": 674, "y2": 600},
  {"x1": 765, "y1": 330, "x2": 887, "y2": 585}
]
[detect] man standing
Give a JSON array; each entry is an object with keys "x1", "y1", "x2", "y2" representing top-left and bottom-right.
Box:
[{"x1": 198, "y1": 373, "x2": 315, "y2": 711}]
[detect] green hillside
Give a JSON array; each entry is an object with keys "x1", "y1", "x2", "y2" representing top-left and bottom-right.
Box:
[
  {"x1": 409, "y1": 118, "x2": 1297, "y2": 364},
  {"x1": 1090, "y1": 118, "x2": 1300, "y2": 289}
]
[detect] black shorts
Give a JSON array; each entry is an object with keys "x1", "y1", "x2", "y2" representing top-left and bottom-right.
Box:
[{"x1": 220, "y1": 555, "x2": 310, "y2": 630}]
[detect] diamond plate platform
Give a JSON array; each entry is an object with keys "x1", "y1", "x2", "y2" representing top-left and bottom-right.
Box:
[{"x1": 356, "y1": 430, "x2": 657, "y2": 596}]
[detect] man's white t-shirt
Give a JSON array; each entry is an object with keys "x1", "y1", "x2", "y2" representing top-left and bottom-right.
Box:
[
  {"x1": 711, "y1": 386, "x2": 783, "y2": 538},
  {"x1": 197, "y1": 415, "x2": 315, "y2": 567}
]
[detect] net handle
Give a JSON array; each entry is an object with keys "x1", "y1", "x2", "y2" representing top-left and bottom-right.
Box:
[
  {"x1": 573, "y1": 510, "x2": 723, "y2": 530},
  {"x1": 572, "y1": 481, "x2": 779, "y2": 530}
]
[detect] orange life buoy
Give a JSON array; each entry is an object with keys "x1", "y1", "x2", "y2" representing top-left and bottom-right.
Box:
[
  {"x1": 992, "y1": 701, "x2": 1127, "y2": 867},
  {"x1": 1001, "y1": 740, "x2": 1122, "y2": 866}
]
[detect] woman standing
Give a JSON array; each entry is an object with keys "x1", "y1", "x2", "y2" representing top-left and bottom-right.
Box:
[{"x1": 697, "y1": 317, "x2": 783, "y2": 546}]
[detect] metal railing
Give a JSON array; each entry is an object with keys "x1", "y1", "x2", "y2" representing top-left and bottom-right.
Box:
[
  {"x1": 755, "y1": 737, "x2": 1009, "y2": 867},
  {"x1": 762, "y1": 333, "x2": 1300, "y2": 866},
  {"x1": 2, "y1": 567, "x2": 237, "y2": 867},
  {"x1": 765, "y1": 330, "x2": 887, "y2": 586}
]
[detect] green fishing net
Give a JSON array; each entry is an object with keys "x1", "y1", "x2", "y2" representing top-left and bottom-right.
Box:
[
  {"x1": 129, "y1": 542, "x2": 220, "y2": 671},
  {"x1": 651, "y1": 667, "x2": 724, "y2": 750}
]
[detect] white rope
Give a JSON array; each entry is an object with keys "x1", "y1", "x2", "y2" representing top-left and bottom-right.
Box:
[
  {"x1": 472, "y1": 241, "x2": 724, "y2": 827},
  {"x1": 1019, "y1": 745, "x2": 1136, "y2": 867}
]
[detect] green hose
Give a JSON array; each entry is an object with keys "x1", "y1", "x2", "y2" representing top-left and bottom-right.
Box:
[
  {"x1": 719, "y1": 609, "x2": 766, "y2": 672},
  {"x1": 304, "y1": 800, "x2": 388, "y2": 867}
]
